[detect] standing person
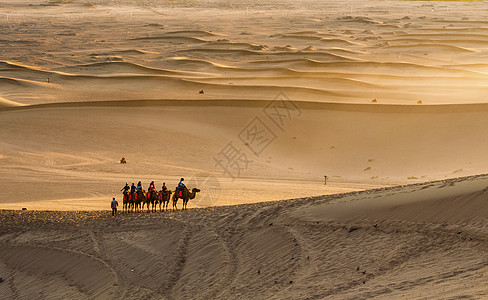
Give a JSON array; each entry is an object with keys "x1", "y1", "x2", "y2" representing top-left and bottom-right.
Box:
[{"x1": 111, "y1": 197, "x2": 119, "y2": 216}]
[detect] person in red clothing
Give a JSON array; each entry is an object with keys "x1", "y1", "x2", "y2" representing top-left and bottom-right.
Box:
[{"x1": 148, "y1": 181, "x2": 156, "y2": 198}]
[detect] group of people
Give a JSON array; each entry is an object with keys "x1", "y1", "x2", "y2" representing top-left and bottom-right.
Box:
[
  {"x1": 111, "y1": 178, "x2": 188, "y2": 216},
  {"x1": 121, "y1": 178, "x2": 187, "y2": 196}
]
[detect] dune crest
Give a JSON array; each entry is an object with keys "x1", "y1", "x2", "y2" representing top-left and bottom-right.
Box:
[{"x1": 0, "y1": 96, "x2": 23, "y2": 107}]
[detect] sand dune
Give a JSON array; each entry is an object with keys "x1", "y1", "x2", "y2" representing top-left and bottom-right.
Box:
[
  {"x1": 384, "y1": 43, "x2": 474, "y2": 53},
  {"x1": 3, "y1": 5, "x2": 488, "y2": 107},
  {"x1": 162, "y1": 30, "x2": 221, "y2": 37},
  {"x1": 0, "y1": 96, "x2": 23, "y2": 107},
  {"x1": 387, "y1": 39, "x2": 488, "y2": 48},
  {"x1": 56, "y1": 61, "x2": 197, "y2": 77},
  {"x1": 393, "y1": 33, "x2": 488, "y2": 40},
  {"x1": 0, "y1": 245, "x2": 117, "y2": 298},
  {"x1": 130, "y1": 36, "x2": 209, "y2": 44},
  {"x1": 2, "y1": 99, "x2": 488, "y2": 210},
  {"x1": 248, "y1": 55, "x2": 356, "y2": 66},
  {"x1": 2, "y1": 174, "x2": 488, "y2": 299},
  {"x1": 204, "y1": 41, "x2": 269, "y2": 50},
  {"x1": 2, "y1": 0, "x2": 488, "y2": 298},
  {"x1": 0, "y1": 76, "x2": 58, "y2": 89}
]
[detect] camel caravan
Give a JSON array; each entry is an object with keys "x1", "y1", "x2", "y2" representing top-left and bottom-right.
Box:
[{"x1": 120, "y1": 178, "x2": 200, "y2": 213}]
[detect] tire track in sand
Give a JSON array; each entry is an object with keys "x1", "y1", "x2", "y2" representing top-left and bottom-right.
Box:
[
  {"x1": 203, "y1": 223, "x2": 239, "y2": 299},
  {"x1": 0, "y1": 235, "x2": 125, "y2": 300},
  {"x1": 167, "y1": 224, "x2": 192, "y2": 300}
]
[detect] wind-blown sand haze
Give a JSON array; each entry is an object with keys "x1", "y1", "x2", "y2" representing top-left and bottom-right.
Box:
[{"x1": 1, "y1": 0, "x2": 488, "y2": 298}]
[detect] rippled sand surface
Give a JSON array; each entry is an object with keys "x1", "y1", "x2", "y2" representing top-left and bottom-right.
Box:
[{"x1": 2, "y1": 0, "x2": 488, "y2": 299}]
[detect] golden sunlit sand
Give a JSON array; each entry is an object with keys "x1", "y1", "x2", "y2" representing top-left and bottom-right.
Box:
[{"x1": 1, "y1": 0, "x2": 488, "y2": 298}]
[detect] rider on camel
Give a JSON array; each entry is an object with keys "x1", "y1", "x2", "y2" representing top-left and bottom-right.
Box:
[
  {"x1": 130, "y1": 183, "x2": 136, "y2": 194},
  {"x1": 177, "y1": 178, "x2": 186, "y2": 197},
  {"x1": 161, "y1": 182, "x2": 168, "y2": 193},
  {"x1": 121, "y1": 183, "x2": 130, "y2": 194},
  {"x1": 136, "y1": 181, "x2": 143, "y2": 192},
  {"x1": 148, "y1": 181, "x2": 156, "y2": 198}
]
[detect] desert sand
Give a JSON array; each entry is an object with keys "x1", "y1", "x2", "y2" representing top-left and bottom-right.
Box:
[
  {"x1": 2, "y1": 175, "x2": 488, "y2": 299},
  {"x1": 1, "y1": 0, "x2": 488, "y2": 298}
]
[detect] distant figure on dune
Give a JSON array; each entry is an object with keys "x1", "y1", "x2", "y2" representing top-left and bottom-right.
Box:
[
  {"x1": 199, "y1": 89, "x2": 204, "y2": 94},
  {"x1": 111, "y1": 197, "x2": 118, "y2": 216},
  {"x1": 120, "y1": 157, "x2": 127, "y2": 164}
]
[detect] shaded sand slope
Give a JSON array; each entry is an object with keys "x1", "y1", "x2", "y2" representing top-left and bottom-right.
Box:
[
  {"x1": 1, "y1": 174, "x2": 488, "y2": 299},
  {"x1": 2, "y1": 100, "x2": 488, "y2": 209},
  {"x1": 0, "y1": 96, "x2": 23, "y2": 108},
  {"x1": 295, "y1": 173, "x2": 488, "y2": 223}
]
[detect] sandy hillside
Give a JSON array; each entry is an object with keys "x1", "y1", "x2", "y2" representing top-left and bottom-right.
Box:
[
  {"x1": 1, "y1": 0, "x2": 488, "y2": 209},
  {"x1": 1, "y1": 174, "x2": 488, "y2": 299}
]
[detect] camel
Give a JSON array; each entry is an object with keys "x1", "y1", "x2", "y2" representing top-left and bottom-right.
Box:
[
  {"x1": 133, "y1": 190, "x2": 145, "y2": 212},
  {"x1": 159, "y1": 189, "x2": 172, "y2": 211},
  {"x1": 145, "y1": 191, "x2": 160, "y2": 212},
  {"x1": 141, "y1": 191, "x2": 154, "y2": 212},
  {"x1": 128, "y1": 192, "x2": 135, "y2": 212},
  {"x1": 172, "y1": 187, "x2": 200, "y2": 210},
  {"x1": 122, "y1": 191, "x2": 131, "y2": 213}
]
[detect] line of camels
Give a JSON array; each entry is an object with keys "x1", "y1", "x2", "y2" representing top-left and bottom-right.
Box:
[{"x1": 122, "y1": 186, "x2": 200, "y2": 212}]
